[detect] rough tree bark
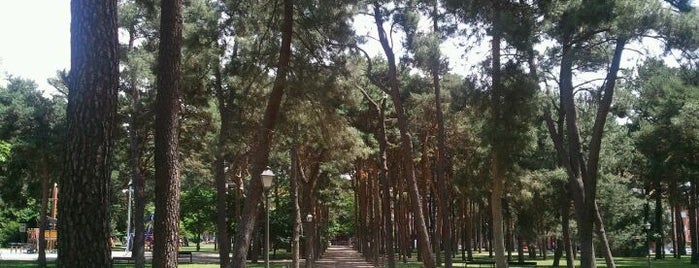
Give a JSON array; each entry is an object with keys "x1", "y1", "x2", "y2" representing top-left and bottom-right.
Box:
[
  {"x1": 378, "y1": 100, "x2": 396, "y2": 268},
  {"x1": 654, "y1": 179, "x2": 664, "y2": 259},
  {"x1": 213, "y1": 62, "x2": 233, "y2": 268},
  {"x1": 555, "y1": 36, "x2": 627, "y2": 268},
  {"x1": 230, "y1": 0, "x2": 293, "y2": 266},
  {"x1": 690, "y1": 181, "x2": 698, "y2": 264},
  {"x1": 153, "y1": 0, "x2": 184, "y2": 266},
  {"x1": 57, "y1": 0, "x2": 119, "y2": 267},
  {"x1": 594, "y1": 202, "x2": 615, "y2": 268},
  {"x1": 488, "y1": 7, "x2": 508, "y2": 266},
  {"x1": 291, "y1": 143, "x2": 302, "y2": 268},
  {"x1": 37, "y1": 160, "x2": 49, "y2": 268},
  {"x1": 359, "y1": 87, "x2": 395, "y2": 268},
  {"x1": 432, "y1": 3, "x2": 452, "y2": 267},
  {"x1": 372, "y1": 3, "x2": 436, "y2": 267}
]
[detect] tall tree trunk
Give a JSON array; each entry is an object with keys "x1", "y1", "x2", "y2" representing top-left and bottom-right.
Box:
[
  {"x1": 690, "y1": 180, "x2": 698, "y2": 264},
  {"x1": 214, "y1": 63, "x2": 233, "y2": 268},
  {"x1": 491, "y1": 155, "x2": 507, "y2": 268},
  {"x1": 654, "y1": 179, "x2": 664, "y2": 259},
  {"x1": 37, "y1": 160, "x2": 50, "y2": 268},
  {"x1": 396, "y1": 170, "x2": 410, "y2": 262},
  {"x1": 516, "y1": 234, "x2": 524, "y2": 263},
  {"x1": 489, "y1": 7, "x2": 507, "y2": 267},
  {"x1": 466, "y1": 200, "x2": 474, "y2": 260},
  {"x1": 594, "y1": 203, "x2": 615, "y2": 268},
  {"x1": 372, "y1": 175, "x2": 382, "y2": 265},
  {"x1": 213, "y1": 149, "x2": 230, "y2": 267},
  {"x1": 558, "y1": 41, "x2": 596, "y2": 268},
  {"x1": 378, "y1": 99, "x2": 396, "y2": 268},
  {"x1": 432, "y1": 3, "x2": 452, "y2": 267},
  {"x1": 153, "y1": 0, "x2": 184, "y2": 266},
  {"x1": 553, "y1": 36, "x2": 626, "y2": 268},
  {"x1": 508, "y1": 217, "x2": 514, "y2": 261},
  {"x1": 372, "y1": 4, "x2": 435, "y2": 267},
  {"x1": 124, "y1": 25, "x2": 147, "y2": 268},
  {"x1": 58, "y1": 0, "x2": 118, "y2": 266},
  {"x1": 230, "y1": 1, "x2": 293, "y2": 266},
  {"x1": 542, "y1": 237, "x2": 548, "y2": 259},
  {"x1": 290, "y1": 143, "x2": 302, "y2": 268},
  {"x1": 131, "y1": 101, "x2": 147, "y2": 268},
  {"x1": 358, "y1": 88, "x2": 395, "y2": 267},
  {"x1": 674, "y1": 202, "x2": 686, "y2": 256},
  {"x1": 303, "y1": 172, "x2": 316, "y2": 268},
  {"x1": 358, "y1": 169, "x2": 367, "y2": 255},
  {"x1": 561, "y1": 198, "x2": 574, "y2": 268},
  {"x1": 553, "y1": 237, "x2": 563, "y2": 267}
]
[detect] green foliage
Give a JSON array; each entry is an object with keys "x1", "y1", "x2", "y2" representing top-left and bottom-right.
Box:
[
  {"x1": 180, "y1": 186, "x2": 216, "y2": 243},
  {"x1": 0, "y1": 198, "x2": 38, "y2": 245},
  {"x1": 0, "y1": 76, "x2": 64, "y2": 208},
  {"x1": 269, "y1": 194, "x2": 294, "y2": 248},
  {"x1": 632, "y1": 60, "x2": 699, "y2": 186},
  {"x1": 79, "y1": 0, "x2": 699, "y2": 261},
  {"x1": 0, "y1": 140, "x2": 9, "y2": 163},
  {"x1": 509, "y1": 168, "x2": 567, "y2": 241},
  {"x1": 597, "y1": 174, "x2": 648, "y2": 256},
  {"x1": 484, "y1": 62, "x2": 539, "y2": 165},
  {"x1": 323, "y1": 177, "x2": 356, "y2": 239}
]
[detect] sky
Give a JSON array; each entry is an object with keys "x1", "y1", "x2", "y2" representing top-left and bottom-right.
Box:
[
  {"x1": 0, "y1": 1, "x2": 477, "y2": 95},
  {"x1": 0, "y1": 0, "x2": 70, "y2": 93},
  {"x1": 0, "y1": 1, "x2": 681, "y2": 96}
]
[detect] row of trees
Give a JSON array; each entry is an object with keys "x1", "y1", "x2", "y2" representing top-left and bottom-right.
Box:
[{"x1": 0, "y1": 0, "x2": 697, "y2": 268}]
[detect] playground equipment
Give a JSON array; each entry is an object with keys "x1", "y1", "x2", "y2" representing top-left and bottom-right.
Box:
[{"x1": 26, "y1": 228, "x2": 57, "y2": 253}]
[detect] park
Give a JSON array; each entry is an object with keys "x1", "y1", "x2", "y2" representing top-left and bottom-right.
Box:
[{"x1": 1, "y1": 0, "x2": 698, "y2": 267}]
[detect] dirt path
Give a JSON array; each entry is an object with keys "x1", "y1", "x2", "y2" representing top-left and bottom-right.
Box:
[{"x1": 314, "y1": 245, "x2": 374, "y2": 268}]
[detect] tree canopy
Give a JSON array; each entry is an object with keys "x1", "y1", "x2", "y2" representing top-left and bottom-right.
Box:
[{"x1": 0, "y1": 1, "x2": 698, "y2": 267}]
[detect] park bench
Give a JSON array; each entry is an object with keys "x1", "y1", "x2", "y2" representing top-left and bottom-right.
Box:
[
  {"x1": 178, "y1": 251, "x2": 193, "y2": 263},
  {"x1": 112, "y1": 256, "x2": 134, "y2": 264},
  {"x1": 111, "y1": 252, "x2": 192, "y2": 264},
  {"x1": 462, "y1": 260, "x2": 495, "y2": 267},
  {"x1": 9, "y1": 242, "x2": 24, "y2": 253},
  {"x1": 459, "y1": 260, "x2": 537, "y2": 268},
  {"x1": 508, "y1": 261, "x2": 537, "y2": 267}
]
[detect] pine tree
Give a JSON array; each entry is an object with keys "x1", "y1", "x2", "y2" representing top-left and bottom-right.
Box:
[
  {"x1": 57, "y1": 0, "x2": 119, "y2": 266},
  {"x1": 153, "y1": 0, "x2": 184, "y2": 266}
]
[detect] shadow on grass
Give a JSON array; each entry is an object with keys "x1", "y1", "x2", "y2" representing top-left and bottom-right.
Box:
[{"x1": 0, "y1": 260, "x2": 285, "y2": 268}]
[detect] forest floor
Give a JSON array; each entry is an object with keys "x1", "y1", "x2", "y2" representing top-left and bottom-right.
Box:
[{"x1": 0, "y1": 245, "x2": 694, "y2": 267}]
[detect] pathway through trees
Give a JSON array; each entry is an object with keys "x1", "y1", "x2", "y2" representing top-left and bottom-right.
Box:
[{"x1": 314, "y1": 245, "x2": 373, "y2": 268}]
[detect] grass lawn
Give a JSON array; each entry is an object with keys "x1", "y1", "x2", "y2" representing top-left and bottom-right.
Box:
[
  {"x1": 3, "y1": 257, "x2": 689, "y2": 268},
  {"x1": 2, "y1": 246, "x2": 695, "y2": 268},
  {"x1": 387, "y1": 255, "x2": 694, "y2": 268},
  {"x1": 0, "y1": 261, "x2": 286, "y2": 268}
]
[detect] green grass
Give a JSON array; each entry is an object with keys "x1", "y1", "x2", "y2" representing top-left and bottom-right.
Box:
[
  {"x1": 0, "y1": 258, "x2": 692, "y2": 268},
  {"x1": 0, "y1": 261, "x2": 286, "y2": 268},
  {"x1": 386, "y1": 255, "x2": 694, "y2": 268},
  {"x1": 1, "y1": 248, "x2": 695, "y2": 268}
]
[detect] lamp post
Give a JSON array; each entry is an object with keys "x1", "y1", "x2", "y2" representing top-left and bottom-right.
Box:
[
  {"x1": 122, "y1": 181, "x2": 133, "y2": 252},
  {"x1": 261, "y1": 168, "x2": 275, "y2": 268},
  {"x1": 645, "y1": 222, "x2": 651, "y2": 268}
]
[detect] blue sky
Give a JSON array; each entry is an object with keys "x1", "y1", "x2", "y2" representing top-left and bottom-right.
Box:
[{"x1": 0, "y1": 0, "x2": 70, "y2": 93}]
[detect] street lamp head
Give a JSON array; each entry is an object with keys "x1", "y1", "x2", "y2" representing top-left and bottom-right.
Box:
[
  {"x1": 306, "y1": 213, "x2": 313, "y2": 222},
  {"x1": 261, "y1": 168, "x2": 275, "y2": 190},
  {"x1": 121, "y1": 188, "x2": 129, "y2": 193},
  {"x1": 644, "y1": 222, "x2": 651, "y2": 230}
]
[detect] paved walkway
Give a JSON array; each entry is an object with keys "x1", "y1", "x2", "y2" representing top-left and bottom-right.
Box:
[{"x1": 315, "y1": 245, "x2": 374, "y2": 268}]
